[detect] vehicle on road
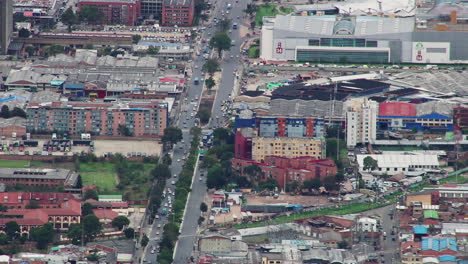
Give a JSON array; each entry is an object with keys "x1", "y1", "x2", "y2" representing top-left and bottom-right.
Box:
[
  {"x1": 232, "y1": 23, "x2": 238, "y2": 29},
  {"x1": 194, "y1": 77, "x2": 200, "y2": 85},
  {"x1": 171, "y1": 180, "x2": 176, "y2": 185}
]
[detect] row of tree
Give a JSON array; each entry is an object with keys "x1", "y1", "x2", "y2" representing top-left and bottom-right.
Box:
[{"x1": 61, "y1": 7, "x2": 104, "y2": 32}]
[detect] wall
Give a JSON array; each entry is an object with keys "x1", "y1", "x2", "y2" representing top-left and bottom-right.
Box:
[{"x1": 411, "y1": 42, "x2": 450, "y2": 63}]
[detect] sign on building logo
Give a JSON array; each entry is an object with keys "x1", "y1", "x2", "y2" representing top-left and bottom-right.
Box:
[
  {"x1": 415, "y1": 42, "x2": 424, "y2": 61},
  {"x1": 276, "y1": 42, "x2": 283, "y2": 54}
]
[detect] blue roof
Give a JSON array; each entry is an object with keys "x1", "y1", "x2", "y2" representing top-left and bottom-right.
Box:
[
  {"x1": 418, "y1": 113, "x2": 452, "y2": 120},
  {"x1": 413, "y1": 225, "x2": 428, "y2": 234},
  {"x1": 439, "y1": 255, "x2": 456, "y2": 262},
  {"x1": 64, "y1": 83, "x2": 84, "y2": 90},
  {"x1": 421, "y1": 238, "x2": 457, "y2": 252},
  {"x1": 138, "y1": 42, "x2": 183, "y2": 47}
]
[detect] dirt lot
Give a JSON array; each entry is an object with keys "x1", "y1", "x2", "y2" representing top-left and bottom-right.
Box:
[
  {"x1": 93, "y1": 140, "x2": 162, "y2": 157},
  {"x1": 244, "y1": 194, "x2": 332, "y2": 207}
]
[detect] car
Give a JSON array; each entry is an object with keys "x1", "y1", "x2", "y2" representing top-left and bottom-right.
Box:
[
  {"x1": 151, "y1": 249, "x2": 155, "y2": 254},
  {"x1": 177, "y1": 159, "x2": 181, "y2": 162},
  {"x1": 199, "y1": 177, "x2": 203, "y2": 181},
  {"x1": 157, "y1": 224, "x2": 161, "y2": 228},
  {"x1": 195, "y1": 65, "x2": 199, "y2": 69},
  {"x1": 173, "y1": 174, "x2": 177, "y2": 178},
  {"x1": 156, "y1": 231, "x2": 160, "y2": 235}
]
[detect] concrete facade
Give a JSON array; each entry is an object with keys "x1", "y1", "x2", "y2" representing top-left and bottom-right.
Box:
[
  {"x1": 161, "y1": 0, "x2": 194, "y2": 26},
  {"x1": 251, "y1": 137, "x2": 325, "y2": 162},
  {"x1": 345, "y1": 98, "x2": 379, "y2": 148},
  {"x1": 0, "y1": 0, "x2": 13, "y2": 54}
]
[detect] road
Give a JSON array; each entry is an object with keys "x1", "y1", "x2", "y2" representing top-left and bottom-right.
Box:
[
  {"x1": 140, "y1": 1, "x2": 249, "y2": 263},
  {"x1": 172, "y1": 1, "x2": 250, "y2": 264}
]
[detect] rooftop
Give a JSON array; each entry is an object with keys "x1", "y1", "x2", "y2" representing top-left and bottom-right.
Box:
[
  {"x1": 268, "y1": 99, "x2": 344, "y2": 118},
  {"x1": 0, "y1": 117, "x2": 26, "y2": 128},
  {"x1": 0, "y1": 168, "x2": 78, "y2": 186},
  {"x1": 293, "y1": 0, "x2": 416, "y2": 16},
  {"x1": 163, "y1": 0, "x2": 193, "y2": 5}
]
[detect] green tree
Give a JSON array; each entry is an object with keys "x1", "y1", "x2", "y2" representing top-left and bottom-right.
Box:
[
  {"x1": 209, "y1": 32, "x2": 232, "y2": 58},
  {"x1": 201, "y1": 154, "x2": 217, "y2": 169},
  {"x1": 323, "y1": 175, "x2": 340, "y2": 191},
  {"x1": 199, "y1": 202, "x2": 208, "y2": 212},
  {"x1": 67, "y1": 223, "x2": 82, "y2": 245},
  {"x1": 202, "y1": 59, "x2": 220, "y2": 76},
  {"x1": 147, "y1": 46, "x2": 159, "y2": 55},
  {"x1": 218, "y1": 18, "x2": 232, "y2": 32},
  {"x1": 258, "y1": 178, "x2": 279, "y2": 191},
  {"x1": 0, "y1": 105, "x2": 10, "y2": 118},
  {"x1": 244, "y1": 4, "x2": 258, "y2": 17},
  {"x1": 161, "y1": 153, "x2": 172, "y2": 166},
  {"x1": 5, "y1": 221, "x2": 20, "y2": 240},
  {"x1": 78, "y1": 5, "x2": 103, "y2": 24},
  {"x1": 0, "y1": 204, "x2": 8, "y2": 212},
  {"x1": 152, "y1": 164, "x2": 171, "y2": 180},
  {"x1": 303, "y1": 178, "x2": 321, "y2": 190},
  {"x1": 205, "y1": 77, "x2": 216, "y2": 91},
  {"x1": 11, "y1": 107, "x2": 26, "y2": 118},
  {"x1": 83, "y1": 189, "x2": 98, "y2": 200},
  {"x1": 161, "y1": 127, "x2": 183, "y2": 146},
  {"x1": 207, "y1": 164, "x2": 226, "y2": 189},
  {"x1": 196, "y1": 107, "x2": 211, "y2": 124},
  {"x1": 363, "y1": 156, "x2": 378, "y2": 172},
  {"x1": 243, "y1": 164, "x2": 263, "y2": 181},
  {"x1": 0, "y1": 233, "x2": 7, "y2": 245},
  {"x1": 285, "y1": 180, "x2": 299, "y2": 192},
  {"x1": 141, "y1": 234, "x2": 149, "y2": 247},
  {"x1": 213, "y1": 128, "x2": 232, "y2": 144},
  {"x1": 334, "y1": 172, "x2": 345, "y2": 182},
  {"x1": 124, "y1": 228, "x2": 135, "y2": 239},
  {"x1": 118, "y1": 124, "x2": 132, "y2": 136},
  {"x1": 25, "y1": 200, "x2": 41, "y2": 209},
  {"x1": 83, "y1": 214, "x2": 102, "y2": 242},
  {"x1": 30, "y1": 223, "x2": 54, "y2": 249},
  {"x1": 76, "y1": 175, "x2": 83, "y2": 189},
  {"x1": 18, "y1": 28, "x2": 30, "y2": 38},
  {"x1": 132, "y1": 34, "x2": 141, "y2": 44},
  {"x1": 111, "y1": 216, "x2": 130, "y2": 230},
  {"x1": 198, "y1": 216, "x2": 205, "y2": 225},
  {"x1": 25, "y1": 46, "x2": 36, "y2": 56},
  {"x1": 82, "y1": 202, "x2": 94, "y2": 216},
  {"x1": 61, "y1": 8, "x2": 78, "y2": 32}
]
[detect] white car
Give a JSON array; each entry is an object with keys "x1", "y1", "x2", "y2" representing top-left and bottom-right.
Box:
[{"x1": 177, "y1": 159, "x2": 181, "y2": 162}]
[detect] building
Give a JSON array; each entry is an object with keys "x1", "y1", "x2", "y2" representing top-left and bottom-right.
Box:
[
  {"x1": 0, "y1": 168, "x2": 79, "y2": 187},
  {"x1": 356, "y1": 154, "x2": 439, "y2": 175},
  {"x1": 251, "y1": 137, "x2": 325, "y2": 162},
  {"x1": 378, "y1": 101, "x2": 454, "y2": 132},
  {"x1": 0, "y1": 192, "x2": 78, "y2": 209},
  {"x1": 198, "y1": 235, "x2": 248, "y2": 258},
  {"x1": 26, "y1": 100, "x2": 168, "y2": 137},
  {"x1": 260, "y1": 4, "x2": 468, "y2": 64},
  {"x1": 453, "y1": 106, "x2": 468, "y2": 132},
  {"x1": 234, "y1": 128, "x2": 253, "y2": 159},
  {"x1": 232, "y1": 156, "x2": 337, "y2": 190},
  {"x1": 77, "y1": 0, "x2": 141, "y2": 26},
  {"x1": 140, "y1": 0, "x2": 162, "y2": 19},
  {"x1": 345, "y1": 98, "x2": 379, "y2": 148},
  {"x1": 161, "y1": 0, "x2": 194, "y2": 26},
  {"x1": 0, "y1": 0, "x2": 13, "y2": 54},
  {"x1": 0, "y1": 117, "x2": 26, "y2": 137}
]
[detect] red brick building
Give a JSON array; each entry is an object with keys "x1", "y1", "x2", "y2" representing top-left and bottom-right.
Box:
[
  {"x1": 454, "y1": 106, "x2": 468, "y2": 131},
  {"x1": 231, "y1": 156, "x2": 337, "y2": 190},
  {"x1": 234, "y1": 128, "x2": 253, "y2": 159},
  {"x1": 0, "y1": 168, "x2": 79, "y2": 187},
  {"x1": 77, "y1": 0, "x2": 141, "y2": 26},
  {"x1": 0, "y1": 192, "x2": 77, "y2": 209},
  {"x1": 161, "y1": 0, "x2": 194, "y2": 26}
]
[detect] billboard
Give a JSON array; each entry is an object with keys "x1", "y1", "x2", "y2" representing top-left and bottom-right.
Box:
[{"x1": 412, "y1": 42, "x2": 450, "y2": 63}]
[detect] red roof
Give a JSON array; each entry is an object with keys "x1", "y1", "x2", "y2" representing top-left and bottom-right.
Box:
[
  {"x1": 0, "y1": 192, "x2": 77, "y2": 205},
  {"x1": 379, "y1": 102, "x2": 416, "y2": 116},
  {"x1": 160, "y1": 77, "x2": 178, "y2": 82},
  {"x1": 93, "y1": 209, "x2": 119, "y2": 220}
]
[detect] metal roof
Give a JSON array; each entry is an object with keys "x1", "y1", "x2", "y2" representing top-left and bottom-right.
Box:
[{"x1": 421, "y1": 237, "x2": 457, "y2": 252}]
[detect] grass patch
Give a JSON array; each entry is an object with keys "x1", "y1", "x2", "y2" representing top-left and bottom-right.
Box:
[
  {"x1": 80, "y1": 172, "x2": 117, "y2": 192},
  {"x1": 279, "y1": 6, "x2": 293, "y2": 14},
  {"x1": 255, "y1": 4, "x2": 278, "y2": 26},
  {"x1": 0, "y1": 160, "x2": 30, "y2": 168},
  {"x1": 248, "y1": 46, "x2": 260, "y2": 58},
  {"x1": 78, "y1": 162, "x2": 115, "y2": 172}
]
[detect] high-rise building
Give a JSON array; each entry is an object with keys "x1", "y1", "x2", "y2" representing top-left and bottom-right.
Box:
[
  {"x1": 345, "y1": 98, "x2": 379, "y2": 148},
  {"x1": 161, "y1": 0, "x2": 194, "y2": 26},
  {"x1": 77, "y1": 0, "x2": 141, "y2": 26},
  {"x1": 140, "y1": 0, "x2": 162, "y2": 20},
  {"x1": 0, "y1": 0, "x2": 13, "y2": 54}
]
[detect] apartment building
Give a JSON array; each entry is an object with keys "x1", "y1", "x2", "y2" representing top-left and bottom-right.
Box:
[
  {"x1": 26, "y1": 101, "x2": 168, "y2": 137},
  {"x1": 251, "y1": 137, "x2": 325, "y2": 162},
  {"x1": 161, "y1": 0, "x2": 194, "y2": 26},
  {"x1": 345, "y1": 98, "x2": 379, "y2": 148},
  {"x1": 77, "y1": 0, "x2": 141, "y2": 26},
  {"x1": 140, "y1": 0, "x2": 162, "y2": 19}
]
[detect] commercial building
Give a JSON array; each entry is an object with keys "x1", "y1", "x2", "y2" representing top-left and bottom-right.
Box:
[
  {"x1": 140, "y1": 0, "x2": 162, "y2": 19},
  {"x1": 0, "y1": 0, "x2": 13, "y2": 54},
  {"x1": 345, "y1": 98, "x2": 379, "y2": 148},
  {"x1": 454, "y1": 106, "x2": 468, "y2": 132},
  {"x1": 0, "y1": 168, "x2": 79, "y2": 187},
  {"x1": 161, "y1": 0, "x2": 194, "y2": 26},
  {"x1": 232, "y1": 156, "x2": 337, "y2": 190},
  {"x1": 252, "y1": 137, "x2": 325, "y2": 162},
  {"x1": 356, "y1": 154, "x2": 439, "y2": 175},
  {"x1": 26, "y1": 100, "x2": 168, "y2": 137},
  {"x1": 0, "y1": 192, "x2": 77, "y2": 209},
  {"x1": 0, "y1": 117, "x2": 26, "y2": 137},
  {"x1": 77, "y1": 0, "x2": 141, "y2": 26},
  {"x1": 260, "y1": 0, "x2": 468, "y2": 64}
]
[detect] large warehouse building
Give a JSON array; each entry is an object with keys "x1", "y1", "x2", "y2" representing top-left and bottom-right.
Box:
[{"x1": 260, "y1": 1, "x2": 468, "y2": 63}]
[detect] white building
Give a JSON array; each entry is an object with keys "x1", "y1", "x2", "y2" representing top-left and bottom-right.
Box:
[
  {"x1": 345, "y1": 98, "x2": 379, "y2": 148},
  {"x1": 356, "y1": 154, "x2": 439, "y2": 175},
  {"x1": 357, "y1": 216, "x2": 378, "y2": 232}
]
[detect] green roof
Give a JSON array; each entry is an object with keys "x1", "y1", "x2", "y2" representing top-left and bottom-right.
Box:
[
  {"x1": 98, "y1": 195, "x2": 122, "y2": 200},
  {"x1": 424, "y1": 210, "x2": 439, "y2": 219}
]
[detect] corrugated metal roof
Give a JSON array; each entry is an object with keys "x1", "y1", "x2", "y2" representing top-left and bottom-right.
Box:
[
  {"x1": 413, "y1": 225, "x2": 428, "y2": 234},
  {"x1": 424, "y1": 210, "x2": 439, "y2": 219},
  {"x1": 379, "y1": 102, "x2": 416, "y2": 116}
]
